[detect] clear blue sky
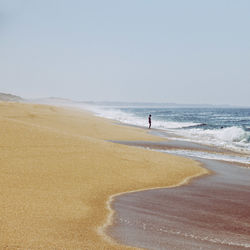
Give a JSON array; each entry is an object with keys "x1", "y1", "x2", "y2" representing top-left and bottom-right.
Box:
[{"x1": 1, "y1": 0, "x2": 250, "y2": 105}]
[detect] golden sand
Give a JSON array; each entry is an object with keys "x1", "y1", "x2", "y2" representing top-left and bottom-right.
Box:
[{"x1": 0, "y1": 102, "x2": 207, "y2": 249}]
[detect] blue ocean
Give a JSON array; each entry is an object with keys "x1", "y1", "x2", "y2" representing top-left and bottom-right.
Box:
[{"x1": 85, "y1": 103, "x2": 250, "y2": 155}]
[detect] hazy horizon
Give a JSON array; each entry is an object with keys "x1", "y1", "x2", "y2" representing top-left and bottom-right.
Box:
[
  {"x1": 2, "y1": 91, "x2": 250, "y2": 108},
  {"x1": 1, "y1": 1, "x2": 250, "y2": 106}
]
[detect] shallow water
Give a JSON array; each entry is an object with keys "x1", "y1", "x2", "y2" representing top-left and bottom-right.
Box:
[{"x1": 107, "y1": 142, "x2": 250, "y2": 249}]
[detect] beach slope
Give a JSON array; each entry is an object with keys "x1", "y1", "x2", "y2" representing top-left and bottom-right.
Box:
[{"x1": 0, "y1": 103, "x2": 206, "y2": 249}]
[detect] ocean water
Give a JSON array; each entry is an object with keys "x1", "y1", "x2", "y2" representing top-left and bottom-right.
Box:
[
  {"x1": 85, "y1": 104, "x2": 250, "y2": 156},
  {"x1": 37, "y1": 98, "x2": 250, "y2": 162}
]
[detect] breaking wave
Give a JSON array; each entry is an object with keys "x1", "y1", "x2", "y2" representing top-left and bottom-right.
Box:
[
  {"x1": 176, "y1": 126, "x2": 250, "y2": 152},
  {"x1": 87, "y1": 106, "x2": 202, "y2": 129},
  {"x1": 87, "y1": 105, "x2": 250, "y2": 153}
]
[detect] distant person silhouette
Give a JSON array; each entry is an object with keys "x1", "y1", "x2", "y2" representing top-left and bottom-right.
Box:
[{"x1": 148, "y1": 114, "x2": 152, "y2": 129}]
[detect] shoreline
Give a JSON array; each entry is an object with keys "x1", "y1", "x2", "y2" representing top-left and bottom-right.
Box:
[
  {"x1": 107, "y1": 141, "x2": 250, "y2": 249},
  {"x1": 112, "y1": 139, "x2": 250, "y2": 167},
  {"x1": 99, "y1": 160, "x2": 209, "y2": 246},
  {"x1": 0, "y1": 102, "x2": 206, "y2": 249}
]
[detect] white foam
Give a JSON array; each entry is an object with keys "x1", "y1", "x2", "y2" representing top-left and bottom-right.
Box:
[
  {"x1": 36, "y1": 100, "x2": 250, "y2": 154},
  {"x1": 175, "y1": 126, "x2": 250, "y2": 153},
  {"x1": 87, "y1": 105, "x2": 201, "y2": 129},
  {"x1": 156, "y1": 149, "x2": 250, "y2": 165},
  {"x1": 85, "y1": 105, "x2": 250, "y2": 154}
]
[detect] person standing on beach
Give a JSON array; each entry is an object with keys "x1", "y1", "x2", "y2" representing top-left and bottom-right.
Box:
[{"x1": 148, "y1": 114, "x2": 152, "y2": 129}]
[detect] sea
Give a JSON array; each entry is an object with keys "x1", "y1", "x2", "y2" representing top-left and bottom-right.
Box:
[
  {"x1": 83, "y1": 102, "x2": 250, "y2": 164},
  {"x1": 37, "y1": 99, "x2": 250, "y2": 164}
]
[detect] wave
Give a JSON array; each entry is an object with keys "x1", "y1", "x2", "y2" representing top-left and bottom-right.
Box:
[
  {"x1": 57, "y1": 103, "x2": 249, "y2": 154},
  {"x1": 85, "y1": 105, "x2": 250, "y2": 153},
  {"x1": 176, "y1": 126, "x2": 250, "y2": 153},
  {"x1": 87, "y1": 106, "x2": 201, "y2": 129},
  {"x1": 180, "y1": 123, "x2": 208, "y2": 129}
]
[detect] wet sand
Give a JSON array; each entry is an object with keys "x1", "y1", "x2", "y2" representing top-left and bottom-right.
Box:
[
  {"x1": 108, "y1": 141, "x2": 250, "y2": 249},
  {"x1": 110, "y1": 139, "x2": 229, "y2": 153}
]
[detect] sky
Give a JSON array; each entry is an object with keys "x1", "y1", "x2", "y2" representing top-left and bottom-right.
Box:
[{"x1": 0, "y1": 0, "x2": 250, "y2": 106}]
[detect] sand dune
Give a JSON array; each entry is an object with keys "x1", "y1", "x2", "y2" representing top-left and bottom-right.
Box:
[{"x1": 0, "y1": 102, "x2": 206, "y2": 249}]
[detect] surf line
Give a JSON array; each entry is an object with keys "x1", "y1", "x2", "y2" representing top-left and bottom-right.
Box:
[
  {"x1": 97, "y1": 141, "x2": 210, "y2": 246},
  {"x1": 103, "y1": 141, "x2": 250, "y2": 249}
]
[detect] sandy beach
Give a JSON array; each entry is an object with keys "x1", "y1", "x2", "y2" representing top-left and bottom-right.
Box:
[{"x1": 0, "y1": 102, "x2": 206, "y2": 249}]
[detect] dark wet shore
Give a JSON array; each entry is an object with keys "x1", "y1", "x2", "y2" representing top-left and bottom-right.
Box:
[{"x1": 107, "y1": 141, "x2": 250, "y2": 249}]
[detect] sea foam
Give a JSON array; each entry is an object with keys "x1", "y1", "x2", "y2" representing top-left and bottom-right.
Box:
[
  {"x1": 41, "y1": 100, "x2": 250, "y2": 154},
  {"x1": 176, "y1": 126, "x2": 250, "y2": 153},
  {"x1": 84, "y1": 105, "x2": 250, "y2": 153},
  {"x1": 156, "y1": 149, "x2": 250, "y2": 165},
  {"x1": 88, "y1": 106, "x2": 201, "y2": 129}
]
